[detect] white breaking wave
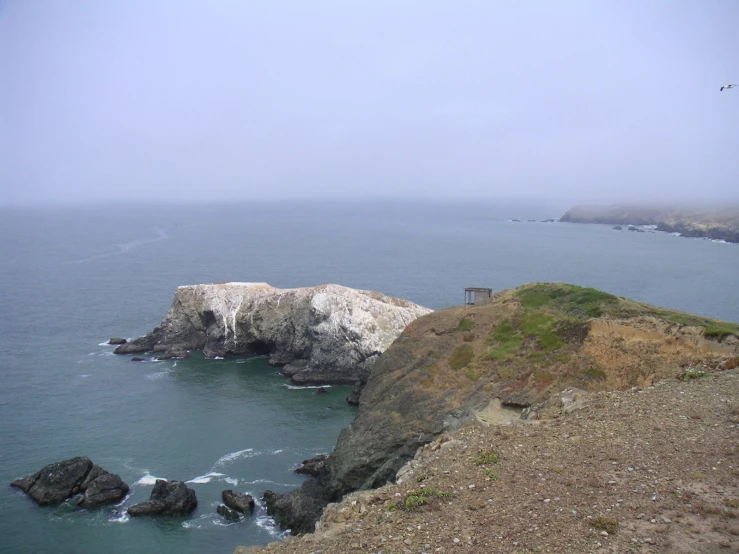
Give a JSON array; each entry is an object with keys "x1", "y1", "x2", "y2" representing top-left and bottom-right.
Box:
[
  {"x1": 67, "y1": 228, "x2": 169, "y2": 264},
  {"x1": 186, "y1": 472, "x2": 225, "y2": 484},
  {"x1": 135, "y1": 473, "x2": 166, "y2": 486},
  {"x1": 223, "y1": 477, "x2": 238, "y2": 486},
  {"x1": 255, "y1": 515, "x2": 289, "y2": 538},
  {"x1": 213, "y1": 448, "x2": 254, "y2": 467}
]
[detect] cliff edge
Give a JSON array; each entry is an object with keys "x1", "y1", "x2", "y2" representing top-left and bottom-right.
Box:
[
  {"x1": 261, "y1": 283, "x2": 739, "y2": 535},
  {"x1": 115, "y1": 283, "x2": 431, "y2": 385}
]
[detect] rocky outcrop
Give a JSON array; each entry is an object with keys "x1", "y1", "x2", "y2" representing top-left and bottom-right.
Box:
[
  {"x1": 222, "y1": 490, "x2": 255, "y2": 515},
  {"x1": 217, "y1": 504, "x2": 240, "y2": 521},
  {"x1": 127, "y1": 479, "x2": 197, "y2": 517},
  {"x1": 10, "y1": 457, "x2": 128, "y2": 508},
  {"x1": 115, "y1": 283, "x2": 431, "y2": 385},
  {"x1": 560, "y1": 204, "x2": 739, "y2": 243},
  {"x1": 269, "y1": 283, "x2": 739, "y2": 534},
  {"x1": 108, "y1": 337, "x2": 127, "y2": 345},
  {"x1": 78, "y1": 472, "x2": 129, "y2": 508},
  {"x1": 294, "y1": 455, "x2": 329, "y2": 477}
]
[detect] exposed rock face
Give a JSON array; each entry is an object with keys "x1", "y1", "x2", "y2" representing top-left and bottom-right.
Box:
[
  {"x1": 127, "y1": 479, "x2": 197, "y2": 517},
  {"x1": 10, "y1": 458, "x2": 128, "y2": 508},
  {"x1": 294, "y1": 455, "x2": 329, "y2": 477},
  {"x1": 78, "y1": 472, "x2": 129, "y2": 508},
  {"x1": 108, "y1": 337, "x2": 127, "y2": 345},
  {"x1": 270, "y1": 283, "x2": 739, "y2": 534},
  {"x1": 11, "y1": 457, "x2": 93, "y2": 505},
  {"x1": 222, "y1": 490, "x2": 255, "y2": 514},
  {"x1": 115, "y1": 283, "x2": 431, "y2": 385},
  {"x1": 560, "y1": 204, "x2": 739, "y2": 243}
]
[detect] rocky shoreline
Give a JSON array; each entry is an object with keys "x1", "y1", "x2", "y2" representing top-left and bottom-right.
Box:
[{"x1": 559, "y1": 204, "x2": 739, "y2": 243}]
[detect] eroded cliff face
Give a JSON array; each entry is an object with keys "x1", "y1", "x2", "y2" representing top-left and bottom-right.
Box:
[
  {"x1": 115, "y1": 283, "x2": 431, "y2": 384},
  {"x1": 268, "y1": 283, "x2": 739, "y2": 534}
]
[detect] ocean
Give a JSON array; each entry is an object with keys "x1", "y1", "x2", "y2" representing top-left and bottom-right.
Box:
[{"x1": 0, "y1": 200, "x2": 737, "y2": 554}]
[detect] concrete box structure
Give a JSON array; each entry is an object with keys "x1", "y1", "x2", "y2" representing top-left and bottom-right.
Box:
[{"x1": 464, "y1": 287, "x2": 492, "y2": 306}]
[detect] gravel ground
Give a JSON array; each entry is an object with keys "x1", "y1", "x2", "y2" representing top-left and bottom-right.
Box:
[{"x1": 239, "y1": 368, "x2": 739, "y2": 554}]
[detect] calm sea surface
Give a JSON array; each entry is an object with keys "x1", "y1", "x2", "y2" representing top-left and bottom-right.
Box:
[{"x1": 0, "y1": 201, "x2": 737, "y2": 554}]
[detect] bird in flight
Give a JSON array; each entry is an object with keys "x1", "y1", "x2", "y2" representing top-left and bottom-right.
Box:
[{"x1": 720, "y1": 84, "x2": 736, "y2": 91}]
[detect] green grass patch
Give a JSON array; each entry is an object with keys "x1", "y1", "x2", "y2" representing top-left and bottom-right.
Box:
[
  {"x1": 585, "y1": 367, "x2": 606, "y2": 380},
  {"x1": 473, "y1": 450, "x2": 499, "y2": 466},
  {"x1": 458, "y1": 318, "x2": 475, "y2": 332},
  {"x1": 589, "y1": 516, "x2": 619, "y2": 534},
  {"x1": 403, "y1": 488, "x2": 452, "y2": 510},
  {"x1": 517, "y1": 284, "x2": 618, "y2": 319},
  {"x1": 483, "y1": 469, "x2": 499, "y2": 480},
  {"x1": 654, "y1": 310, "x2": 739, "y2": 341},
  {"x1": 449, "y1": 344, "x2": 474, "y2": 369},
  {"x1": 486, "y1": 319, "x2": 523, "y2": 360},
  {"x1": 682, "y1": 366, "x2": 707, "y2": 381},
  {"x1": 404, "y1": 495, "x2": 431, "y2": 509},
  {"x1": 465, "y1": 367, "x2": 481, "y2": 381},
  {"x1": 520, "y1": 311, "x2": 565, "y2": 351}
]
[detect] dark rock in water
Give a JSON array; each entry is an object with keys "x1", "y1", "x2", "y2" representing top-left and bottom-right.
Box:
[
  {"x1": 315, "y1": 387, "x2": 328, "y2": 395},
  {"x1": 527, "y1": 219, "x2": 537, "y2": 222},
  {"x1": 627, "y1": 226, "x2": 644, "y2": 233},
  {"x1": 108, "y1": 337, "x2": 127, "y2": 345},
  {"x1": 217, "y1": 504, "x2": 241, "y2": 522},
  {"x1": 613, "y1": 225, "x2": 623, "y2": 230},
  {"x1": 131, "y1": 357, "x2": 145, "y2": 362},
  {"x1": 79, "y1": 464, "x2": 108, "y2": 491},
  {"x1": 221, "y1": 490, "x2": 255, "y2": 514},
  {"x1": 11, "y1": 457, "x2": 93, "y2": 506},
  {"x1": 263, "y1": 482, "x2": 331, "y2": 534},
  {"x1": 156, "y1": 348, "x2": 188, "y2": 360},
  {"x1": 541, "y1": 219, "x2": 556, "y2": 223},
  {"x1": 511, "y1": 219, "x2": 521, "y2": 222},
  {"x1": 78, "y1": 473, "x2": 129, "y2": 508},
  {"x1": 294, "y1": 455, "x2": 329, "y2": 478},
  {"x1": 127, "y1": 480, "x2": 197, "y2": 516}
]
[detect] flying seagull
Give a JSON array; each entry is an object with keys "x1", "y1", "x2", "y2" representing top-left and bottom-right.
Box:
[{"x1": 720, "y1": 84, "x2": 736, "y2": 91}]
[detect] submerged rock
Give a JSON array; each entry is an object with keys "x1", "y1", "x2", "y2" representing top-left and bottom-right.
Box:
[
  {"x1": 114, "y1": 283, "x2": 430, "y2": 385},
  {"x1": 127, "y1": 479, "x2": 197, "y2": 517},
  {"x1": 217, "y1": 504, "x2": 240, "y2": 521},
  {"x1": 222, "y1": 490, "x2": 255, "y2": 514},
  {"x1": 11, "y1": 457, "x2": 93, "y2": 505}
]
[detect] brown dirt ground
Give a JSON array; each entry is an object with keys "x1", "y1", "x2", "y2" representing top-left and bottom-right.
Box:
[{"x1": 239, "y1": 367, "x2": 739, "y2": 554}]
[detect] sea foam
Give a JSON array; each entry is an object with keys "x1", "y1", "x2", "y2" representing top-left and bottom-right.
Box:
[
  {"x1": 186, "y1": 472, "x2": 225, "y2": 484},
  {"x1": 135, "y1": 473, "x2": 165, "y2": 486}
]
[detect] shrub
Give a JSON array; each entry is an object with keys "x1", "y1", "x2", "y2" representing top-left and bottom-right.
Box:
[
  {"x1": 589, "y1": 516, "x2": 619, "y2": 534},
  {"x1": 474, "y1": 450, "x2": 499, "y2": 466},
  {"x1": 449, "y1": 344, "x2": 474, "y2": 369},
  {"x1": 458, "y1": 318, "x2": 475, "y2": 332}
]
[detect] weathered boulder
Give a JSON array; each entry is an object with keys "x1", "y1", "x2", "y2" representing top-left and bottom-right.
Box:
[
  {"x1": 11, "y1": 457, "x2": 93, "y2": 505},
  {"x1": 156, "y1": 347, "x2": 189, "y2": 360},
  {"x1": 222, "y1": 490, "x2": 255, "y2": 514},
  {"x1": 127, "y1": 479, "x2": 197, "y2": 517},
  {"x1": 217, "y1": 504, "x2": 240, "y2": 522},
  {"x1": 78, "y1": 473, "x2": 129, "y2": 508},
  {"x1": 612, "y1": 225, "x2": 622, "y2": 230},
  {"x1": 131, "y1": 357, "x2": 145, "y2": 362},
  {"x1": 108, "y1": 337, "x2": 127, "y2": 345},
  {"x1": 114, "y1": 283, "x2": 431, "y2": 385}
]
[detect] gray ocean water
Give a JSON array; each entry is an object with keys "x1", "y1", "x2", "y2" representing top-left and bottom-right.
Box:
[{"x1": 0, "y1": 201, "x2": 737, "y2": 554}]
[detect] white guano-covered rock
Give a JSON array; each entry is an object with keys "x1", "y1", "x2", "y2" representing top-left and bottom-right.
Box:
[{"x1": 115, "y1": 283, "x2": 431, "y2": 384}]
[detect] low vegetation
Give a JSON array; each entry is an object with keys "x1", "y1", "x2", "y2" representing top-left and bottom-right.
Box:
[{"x1": 448, "y1": 344, "x2": 474, "y2": 369}]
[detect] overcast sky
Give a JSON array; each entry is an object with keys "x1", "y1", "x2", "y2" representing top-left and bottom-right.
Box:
[{"x1": 1, "y1": 0, "x2": 737, "y2": 205}]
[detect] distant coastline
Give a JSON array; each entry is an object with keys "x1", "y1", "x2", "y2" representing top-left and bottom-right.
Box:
[{"x1": 559, "y1": 204, "x2": 739, "y2": 243}]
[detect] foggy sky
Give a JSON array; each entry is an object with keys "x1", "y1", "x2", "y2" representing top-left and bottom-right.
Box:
[{"x1": 1, "y1": 0, "x2": 738, "y2": 206}]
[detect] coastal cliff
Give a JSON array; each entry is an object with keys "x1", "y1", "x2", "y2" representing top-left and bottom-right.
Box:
[
  {"x1": 261, "y1": 283, "x2": 739, "y2": 536},
  {"x1": 115, "y1": 283, "x2": 431, "y2": 385},
  {"x1": 559, "y1": 204, "x2": 739, "y2": 243}
]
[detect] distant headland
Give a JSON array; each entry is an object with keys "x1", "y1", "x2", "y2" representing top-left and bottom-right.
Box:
[{"x1": 559, "y1": 204, "x2": 739, "y2": 243}]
